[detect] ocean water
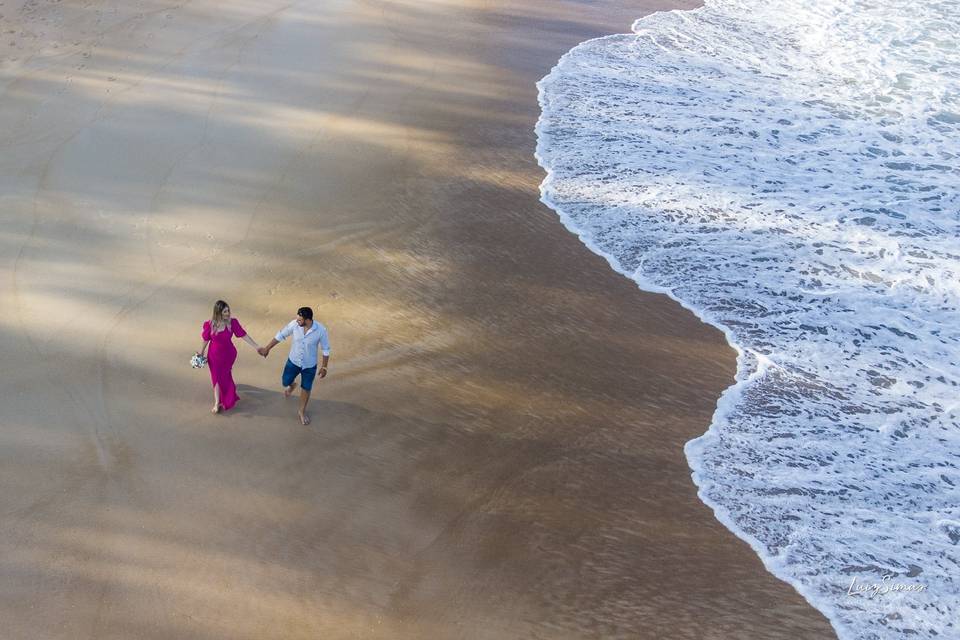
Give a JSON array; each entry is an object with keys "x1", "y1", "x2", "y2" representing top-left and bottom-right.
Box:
[{"x1": 535, "y1": 1, "x2": 960, "y2": 638}]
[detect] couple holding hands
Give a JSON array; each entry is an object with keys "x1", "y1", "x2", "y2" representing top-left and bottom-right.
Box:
[{"x1": 199, "y1": 300, "x2": 331, "y2": 425}]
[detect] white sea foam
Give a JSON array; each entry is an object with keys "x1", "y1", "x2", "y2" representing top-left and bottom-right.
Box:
[{"x1": 535, "y1": 1, "x2": 960, "y2": 638}]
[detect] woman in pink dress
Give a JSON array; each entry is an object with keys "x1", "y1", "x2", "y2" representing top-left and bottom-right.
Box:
[{"x1": 199, "y1": 300, "x2": 263, "y2": 413}]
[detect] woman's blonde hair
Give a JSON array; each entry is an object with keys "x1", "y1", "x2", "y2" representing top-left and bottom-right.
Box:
[{"x1": 211, "y1": 300, "x2": 230, "y2": 329}]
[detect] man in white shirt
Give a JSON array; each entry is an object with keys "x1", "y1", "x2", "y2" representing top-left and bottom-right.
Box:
[{"x1": 259, "y1": 306, "x2": 330, "y2": 425}]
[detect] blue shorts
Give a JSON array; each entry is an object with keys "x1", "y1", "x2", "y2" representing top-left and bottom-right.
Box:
[{"x1": 282, "y1": 359, "x2": 317, "y2": 391}]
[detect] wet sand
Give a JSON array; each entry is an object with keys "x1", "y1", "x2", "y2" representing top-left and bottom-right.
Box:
[{"x1": 0, "y1": 0, "x2": 836, "y2": 638}]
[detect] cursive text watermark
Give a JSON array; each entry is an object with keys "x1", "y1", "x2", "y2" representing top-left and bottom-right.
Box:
[{"x1": 846, "y1": 574, "x2": 927, "y2": 598}]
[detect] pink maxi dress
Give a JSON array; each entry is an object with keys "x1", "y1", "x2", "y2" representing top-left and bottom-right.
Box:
[{"x1": 202, "y1": 318, "x2": 246, "y2": 411}]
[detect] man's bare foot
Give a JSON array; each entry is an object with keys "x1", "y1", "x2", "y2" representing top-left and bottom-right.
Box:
[
  {"x1": 298, "y1": 412, "x2": 310, "y2": 426},
  {"x1": 284, "y1": 383, "x2": 297, "y2": 398}
]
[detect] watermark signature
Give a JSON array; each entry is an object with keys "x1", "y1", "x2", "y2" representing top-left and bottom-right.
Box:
[{"x1": 846, "y1": 574, "x2": 927, "y2": 598}]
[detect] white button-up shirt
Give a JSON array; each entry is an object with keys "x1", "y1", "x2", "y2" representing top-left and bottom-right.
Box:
[{"x1": 275, "y1": 319, "x2": 331, "y2": 369}]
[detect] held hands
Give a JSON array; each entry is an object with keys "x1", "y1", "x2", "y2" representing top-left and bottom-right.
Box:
[{"x1": 257, "y1": 346, "x2": 270, "y2": 358}]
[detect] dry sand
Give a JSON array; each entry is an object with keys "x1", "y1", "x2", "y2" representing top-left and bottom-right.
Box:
[{"x1": 1, "y1": 0, "x2": 836, "y2": 638}]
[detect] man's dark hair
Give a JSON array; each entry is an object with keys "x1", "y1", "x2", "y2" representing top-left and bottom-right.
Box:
[{"x1": 297, "y1": 306, "x2": 313, "y2": 320}]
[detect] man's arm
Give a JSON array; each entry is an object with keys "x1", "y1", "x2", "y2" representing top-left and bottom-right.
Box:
[
  {"x1": 318, "y1": 353, "x2": 330, "y2": 378},
  {"x1": 317, "y1": 325, "x2": 331, "y2": 378},
  {"x1": 258, "y1": 338, "x2": 279, "y2": 357},
  {"x1": 259, "y1": 321, "x2": 294, "y2": 357}
]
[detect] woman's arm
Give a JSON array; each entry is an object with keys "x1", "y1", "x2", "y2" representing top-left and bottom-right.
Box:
[
  {"x1": 241, "y1": 334, "x2": 261, "y2": 352},
  {"x1": 200, "y1": 321, "x2": 212, "y2": 355}
]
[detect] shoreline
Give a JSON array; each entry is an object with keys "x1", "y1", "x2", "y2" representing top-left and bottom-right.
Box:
[
  {"x1": 533, "y1": 23, "x2": 809, "y2": 634},
  {"x1": 0, "y1": 1, "x2": 836, "y2": 637}
]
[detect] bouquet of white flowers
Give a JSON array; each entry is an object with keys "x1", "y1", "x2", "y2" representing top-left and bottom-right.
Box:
[{"x1": 191, "y1": 352, "x2": 208, "y2": 369}]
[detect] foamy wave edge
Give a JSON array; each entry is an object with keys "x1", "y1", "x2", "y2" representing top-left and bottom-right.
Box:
[{"x1": 533, "y1": 7, "x2": 844, "y2": 637}]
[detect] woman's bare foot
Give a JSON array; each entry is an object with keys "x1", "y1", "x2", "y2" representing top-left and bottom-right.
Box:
[
  {"x1": 298, "y1": 412, "x2": 310, "y2": 425},
  {"x1": 211, "y1": 404, "x2": 221, "y2": 414},
  {"x1": 284, "y1": 383, "x2": 297, "y2": 398}
]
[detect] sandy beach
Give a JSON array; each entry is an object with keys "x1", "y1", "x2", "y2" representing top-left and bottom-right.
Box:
[{"x1": 1, "y1": 1, "x2": 836, "y2": 638}]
